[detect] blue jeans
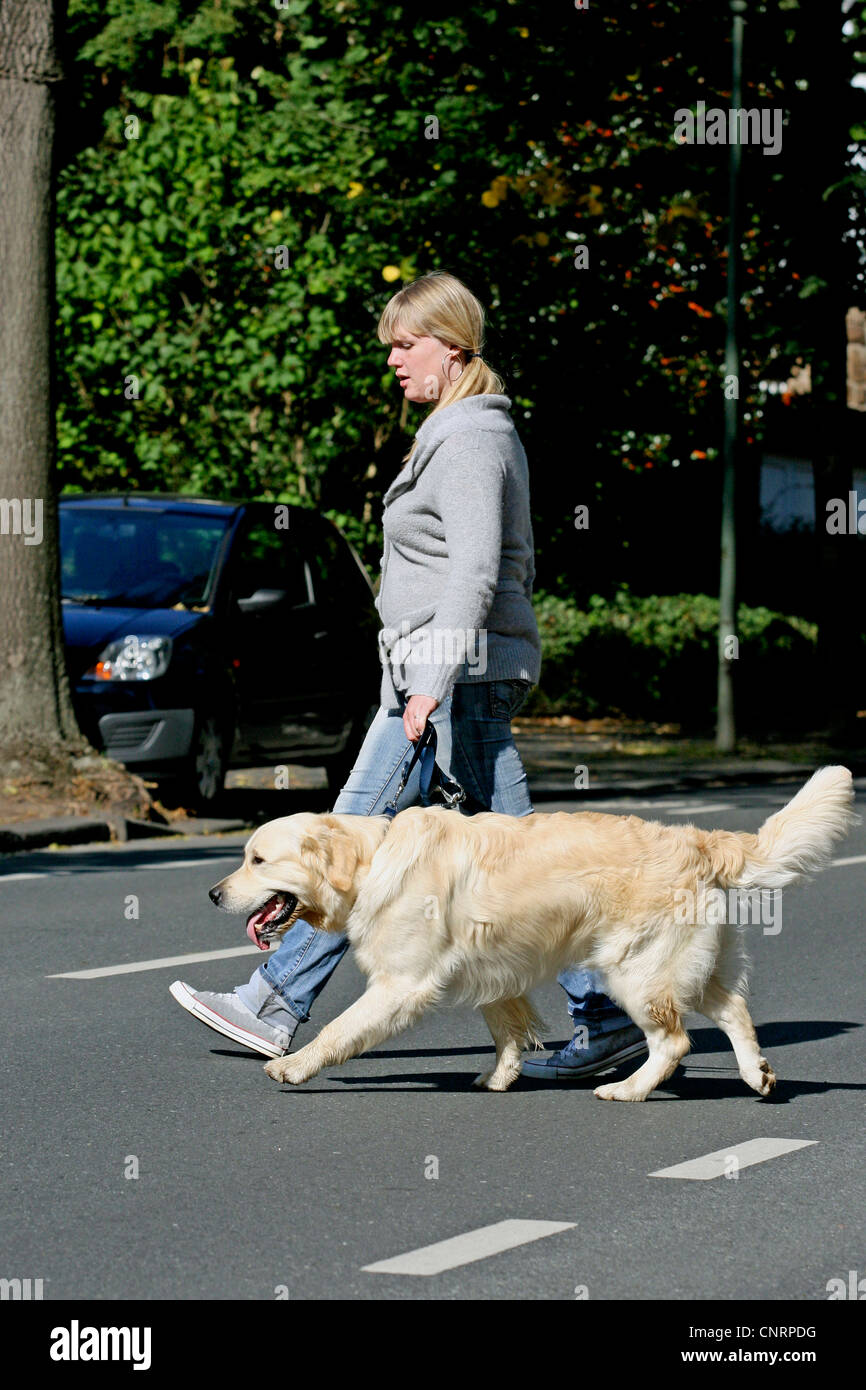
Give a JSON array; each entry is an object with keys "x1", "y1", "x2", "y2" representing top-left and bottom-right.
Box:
[{"x1": 236, "y1": 680, "x2": 626, "y2": 1031}]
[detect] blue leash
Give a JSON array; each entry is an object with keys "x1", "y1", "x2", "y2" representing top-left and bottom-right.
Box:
[{"x1": 382, "y1": 724, "x2": 468, "y2": 821}]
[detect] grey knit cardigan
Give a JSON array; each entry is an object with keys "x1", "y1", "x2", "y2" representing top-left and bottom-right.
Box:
[{"x1": 375, "y1": 393, "x2": 542, "y2": 708}]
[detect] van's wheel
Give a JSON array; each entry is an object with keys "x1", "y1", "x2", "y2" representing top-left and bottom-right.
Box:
[{"x1": 172, "y1": 711, "x2": 233, "y2": 813}]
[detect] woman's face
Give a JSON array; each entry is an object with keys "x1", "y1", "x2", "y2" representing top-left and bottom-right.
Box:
[{"x1": 387, "y1": 326, "x2": 463, "y2": 404}]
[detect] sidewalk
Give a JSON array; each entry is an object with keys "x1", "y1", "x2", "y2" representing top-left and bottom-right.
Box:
[
  {"x1": 2, "y1": 720, "x2": 864, "y2": 852},
  {"x1": 511, "y1": 719, "x2": 866, "y2": 799}
]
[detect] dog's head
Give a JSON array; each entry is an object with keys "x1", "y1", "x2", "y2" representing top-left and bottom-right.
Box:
[{"x1": 209, "y1": 813, "x2": 366, "y2": 950}]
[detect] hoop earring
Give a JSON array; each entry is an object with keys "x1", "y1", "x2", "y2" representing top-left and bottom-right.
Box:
[{"x1": 441, "y1": 352, "x2": 464, "y2": 383}]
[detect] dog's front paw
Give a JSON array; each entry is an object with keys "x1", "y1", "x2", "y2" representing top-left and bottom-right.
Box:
[
  {"x1": 264, "y1": 1057, "x2": 302, "y2": 1085},
  {"x1": 473, "y1": 1069, "x2": 505, "y2": 1091},
  {"x1": 472, "y1": 1067, "x2": 519, "y2": 1092},
  {"x1": 594, "y1": 1080, "x2": 646, "y2": 1102},
  {"x1": 744, "y1": 1057, "x2": 777, "y2": 1097}
]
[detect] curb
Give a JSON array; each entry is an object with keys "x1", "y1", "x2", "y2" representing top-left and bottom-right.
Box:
[
  {"x1": 3, "y1": 764, "x2": 863, "y2": 851},
  {"x1": 0, "y1": 815, "x2": 182, "y2": 853},
  {"x1": 0, "y1": 814, "x2": 253, "y2": 854},
  {"x1": 0, "y1": 818, "x2": 115, "y2": 852}
]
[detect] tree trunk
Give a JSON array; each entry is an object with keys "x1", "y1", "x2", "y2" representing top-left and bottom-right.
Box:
[
  {"x1": 0, "y1": 0, "x2": 84, "y2": 760},
  {"x1": 0, "y1": 2, "x2": 150, "y2": 819}
]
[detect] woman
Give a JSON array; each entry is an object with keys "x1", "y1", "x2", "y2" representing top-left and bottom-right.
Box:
[{"x1": 171, "y1": 271, "x2": 645, "y2": 1080}]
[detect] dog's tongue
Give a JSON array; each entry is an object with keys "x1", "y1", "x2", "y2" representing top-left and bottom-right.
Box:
[
  {"x1": 245, "y1": 895, "x2": 284, "y2": 950},
  {"x1": 246, "y1": 920, "x2": 269, "y2": 950}
]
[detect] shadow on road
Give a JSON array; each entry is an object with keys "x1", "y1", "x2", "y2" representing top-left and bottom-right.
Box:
[
  {"x1": 208, "y1": 1020, "x2": 860, "y2": 1070},
  {"x1": 0, "y1": 842, "x2": 254, "y2": 875},
  {"x1": 343, "y1": 1021, "x2": 862, "y2": 1060},
  {"x1": 651, "y1": 1075, "x2": 866, "y2": 1103},
  {"x1": 207, "y1": 1019, "x2": 864, "y2": 1098},
  {"x1": 263, "y1": 1070, "x2": 866, "y2": 1100}
]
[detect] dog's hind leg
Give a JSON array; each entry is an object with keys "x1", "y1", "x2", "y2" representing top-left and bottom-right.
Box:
[
  {"x1": 593, "y1": 989, "x2": 690, "y2": 1102},
  {"x1": 264, "y1": 977, "x2": 441, "y2": 1086},
  {"x1": 699, "y1": 977, "x2": 776, "y2": 1097},
  {"x1": 473, "y1": 996, "x2": 544, "y2": 1092}
]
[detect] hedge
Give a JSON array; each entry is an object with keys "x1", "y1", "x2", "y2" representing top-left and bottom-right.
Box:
[{"x1": 528, "y1": 589, "x2": 822, "y2": 731}]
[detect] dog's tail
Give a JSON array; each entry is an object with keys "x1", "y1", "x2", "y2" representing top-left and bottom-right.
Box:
[{"x1": 705, "y1": 765, "x2": 857, "y2": 891}]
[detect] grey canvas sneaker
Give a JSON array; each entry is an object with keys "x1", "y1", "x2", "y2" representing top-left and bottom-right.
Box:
[
  {"x1": 522, "y1": 1022, "x2": 648, "y2": 1079},
  {"x1": 169, "y1": 980, "x2": 296, "y2": 1059}
]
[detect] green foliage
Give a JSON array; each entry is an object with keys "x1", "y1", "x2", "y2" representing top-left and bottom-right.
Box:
[
  {"x1": 529, "y1": 589, "x2": 819, "y2": 730},
  {"x1": 55, "y1": 0, "x2": 866, "y2": 586},
  {"x1": 57, "y1": 47, "x2": 380, "y2": 504}
]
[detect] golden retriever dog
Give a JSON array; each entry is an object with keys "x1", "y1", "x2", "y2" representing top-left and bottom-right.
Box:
[{"x1": 208, "y1": 766, "x2": 855, "y2": 1101}]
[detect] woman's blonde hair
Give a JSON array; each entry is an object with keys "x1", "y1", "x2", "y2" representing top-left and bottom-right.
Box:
[{"x1": 377, "y1": 270, "x2": 506, "y2": 460}]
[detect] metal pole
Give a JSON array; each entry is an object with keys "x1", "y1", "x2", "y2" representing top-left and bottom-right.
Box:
[{"x1": 716, "y1": 0, "x2": 746, "y2": 752}]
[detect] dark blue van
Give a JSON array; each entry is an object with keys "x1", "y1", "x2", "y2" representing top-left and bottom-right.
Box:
[{"x1": 60, "y1": 495, "x2": 380, "y2": 809}]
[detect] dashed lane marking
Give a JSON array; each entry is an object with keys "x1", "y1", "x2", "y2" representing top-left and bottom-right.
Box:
[
  {"x1": 6, "y1": 851, "x2": 866, "y2": 885},
  {"x1": 362, "y1": 1219, "x2": 575, "y2": 1276},
  {"x1": 23, "y1": 851, "x2": 866, "y2": 979},
  {"x1": 47, "y1": 945, "x2": 265, "y2": 979},
  {"x1": 650, "y1": 1137, "x2": 817, "y2": 1180}
]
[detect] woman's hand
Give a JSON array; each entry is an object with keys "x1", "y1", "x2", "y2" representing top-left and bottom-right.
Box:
[{"x1": 403, "y1": 694, "x2": 439, "y2": 742}]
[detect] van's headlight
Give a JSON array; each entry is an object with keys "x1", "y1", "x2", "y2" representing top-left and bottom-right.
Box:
[{"x1": 87, "y1": 635, "x2": 173, "y2": 681}]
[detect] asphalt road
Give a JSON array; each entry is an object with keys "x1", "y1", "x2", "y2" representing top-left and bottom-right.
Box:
[{"x1": 1, "y1": 783, "x2": 864, "y2": 1302}]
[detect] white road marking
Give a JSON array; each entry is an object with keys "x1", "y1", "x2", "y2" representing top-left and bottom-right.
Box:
[
  {"x1": 141, "y1": 858, "x2": 240, "y2": 870},
  {"x1": 608, "y1": 799, "x2": 692, "y2": 809},
  {"x1": 47, "y1": 945, "x2": 265, "y2": 980},
  {"x1": 650, "y1": 1137, "x2": 817, "y2": 1180},
  {"x1": 12, "y1": 831, "x2": 866, "y2": 985},
  {"x1": 5, "y1": 849, "x2": 861, "y2": 884},
  {"x1": 582, "y1": 800, "x2": 736, "y2": 816},
  {"x1": 6, "y1": 849, "x2": 866, "y2": 885},
  {"x1": 362, "y1": 1219, "x2": 575, "y2": 1276}
]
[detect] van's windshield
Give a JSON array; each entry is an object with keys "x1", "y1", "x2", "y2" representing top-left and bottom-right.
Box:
[{"x1": 60, "y1": 507, "x2": 231, "y2": 609}]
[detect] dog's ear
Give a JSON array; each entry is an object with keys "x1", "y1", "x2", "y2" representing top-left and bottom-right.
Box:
[
  {"x1": 324, "y1": 827, "x2": 358, "y2": 894},
  {"x1": 300, "y1": 819, "x2": 358, "y2": 895}
]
